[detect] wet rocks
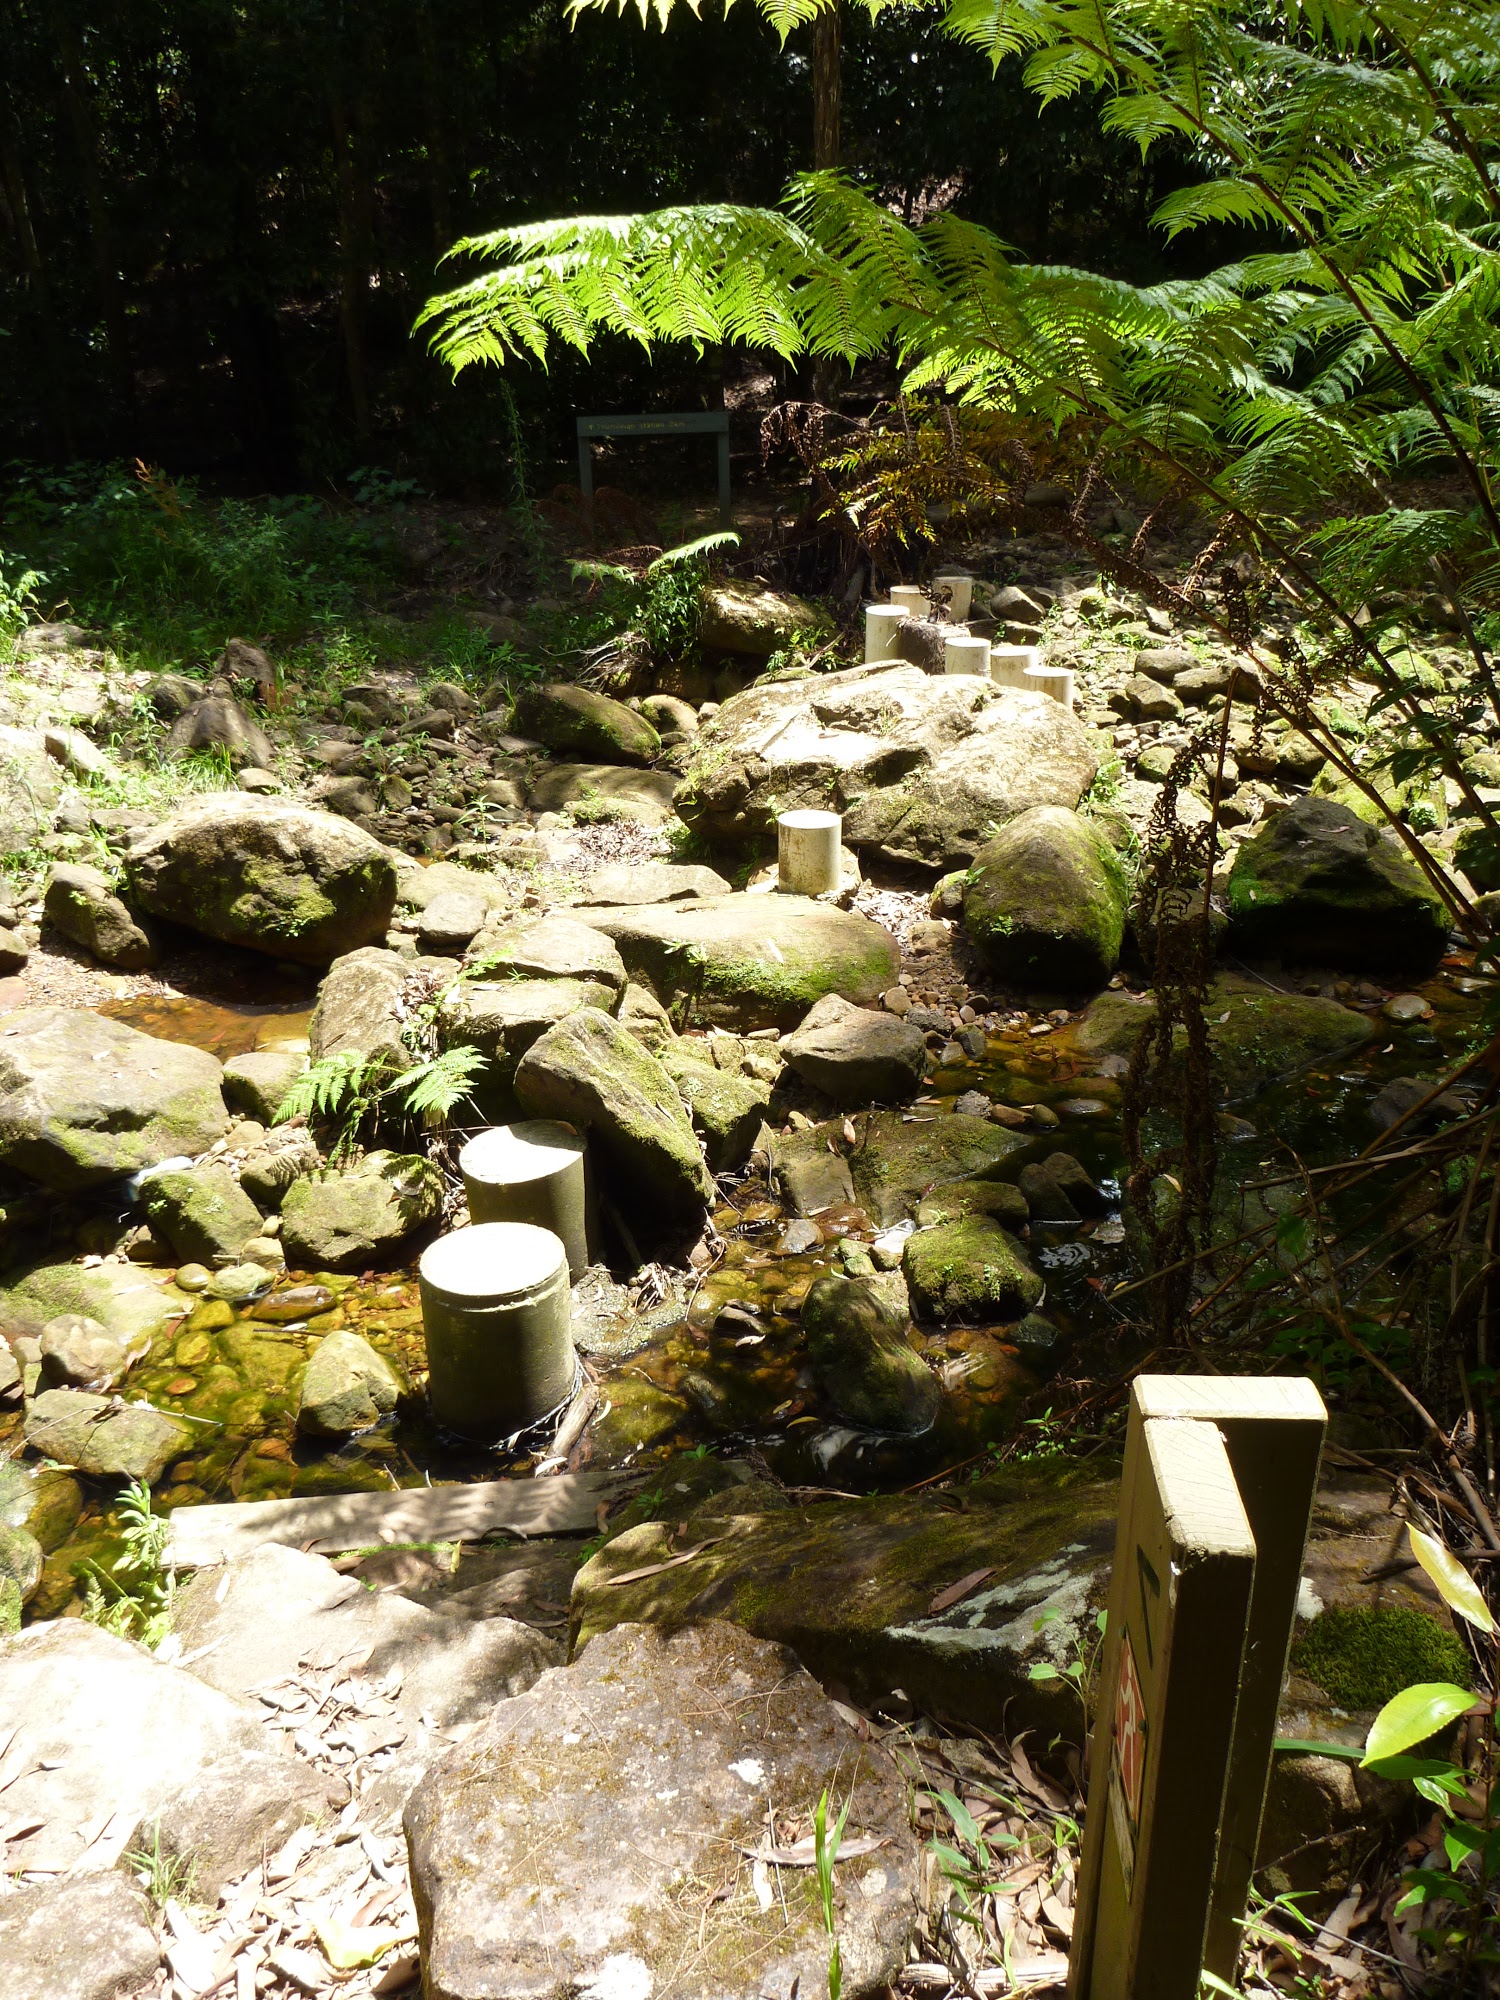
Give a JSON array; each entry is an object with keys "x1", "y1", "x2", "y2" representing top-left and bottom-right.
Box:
[
  {"x1": 903, "y1": 1216, "x2": 1045, "y2": 1321},
  {"x1": 222, "y1": 1047, "x2": 307, "y2": 1122},
  {"x1": 513, "y1": 683, "x2": 661, "y2": 766},
  {"x1": 802, "y1": 1270, "x2": 940, "y2": 1432},
  {"x1": 279, "y1": 1155, "x2": 445, "y2": 1272},
  {"x1": 141, "y1": 1163, "x2": 266, "y2": 1267},
  {"x1": 569, "y1": 893, "x2": 900, "y2": 1031},
  {"x1": 698, "y1": 579, "x2": 822, "y2": 653},
  {"x1": 0, "y1": 1869, "x2": 162, "y2": 2000},
  {"x1": 0, "y1": 1619, "x2": 340, "y2": 1893},
  {"x1": 38, "y1": 1313, "x2": 134, "y2": 1392},
  {"x1": 657, "y1": 1044, "x2": 770, "y2": 1172},
  {"x1": 297, "y1": 1327, "x2": 404, "y2": 1435},
  {"x1": 515, "y1": 1010, "x2": 713, "y2": 1231},
  {"x1": 24, "y1": 1388, "x2": 193, "y2": 1481},
  {"x1": 0, "y1": 1460, "x2": 82, "y2": 1551},
  {"x1": 127, "y1": 794, "x2": 398, "y2": 964},
  {"x1": 43, "y1": 862, "x2": 159, "y2": 970},
  {"x1": 781, "y1": 992, "x2": 928, "y2": 1105},
  {"x1": 963, "y1": 805, "x2": 1128, "y2": 990},
  {"x1": 800, "y1": 1108, "x2": 1031, "y2": 1228},
  {"x1": 417, "y1": 889, "x2": 490, "y2": 954},
  {"x1": 1110, "y1": 674, "x2": 1183, "y2": 723},
  {"x1": 915, "y1": 1179, "x2": 1030, "y2": 1230},
  {"x1": 674, "y1": 664, "x2": 1100, "y2": 870},
  {"x1": 1018, "y1": 1152, "x2": 1109, "y2": 1221},
  {"x1": 1225, "y1": 795, "x2": 1449, "y2": 972},
  {"x1": 403, "y1": 1619, "x2": 918, "y2": 2000},
  {"x1": 0, "y1": 1008, "x2": 227, "y2": 1190},
  {"x1": 1, "y1": 1259, "x2": 182, "y2": 1350}
]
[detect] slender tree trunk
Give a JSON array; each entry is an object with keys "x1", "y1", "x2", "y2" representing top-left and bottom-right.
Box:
[
  {"x1": 55, "y1": 6, "x2": 134, "y2": 418},
  {"x1": 330, "y1": 86, "x2": 373, "y2": 443},
  {"x1": 811, "y1": 3, "x2": 843, "y2": 408},
  {"x1": 0, "y1": 84, "x2": 75, "y2": 452},
  {"x1": 417, "y1": 7, "x2": 454, "y2": 256}
]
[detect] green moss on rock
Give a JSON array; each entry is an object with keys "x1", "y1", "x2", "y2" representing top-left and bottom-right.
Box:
[
  {"x1": 964, "y1": 805, "x2": 1128, "y2": 989},
  {"x1": 903, "y1": 1215, "x2": 1045, "y2": 1321},
  {"x1": 1291, "y1": 1605, "x2": 1470, "y2": 1711}
]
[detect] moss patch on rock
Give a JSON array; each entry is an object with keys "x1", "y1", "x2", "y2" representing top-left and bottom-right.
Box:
[
  {"x1": 964, "y1": 804, "x2": 1128, "y2": 989},
  {"x1": 903, "y1": 1215, "x2": 1045, "y2": 1321},
  {"x1": 1291, "y1": 1605, "x2": 1470, "y2": 1712}
]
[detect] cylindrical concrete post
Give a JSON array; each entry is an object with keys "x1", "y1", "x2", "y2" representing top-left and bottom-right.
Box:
[
  {"x1": 944, "y1": 632, "x2": 991, "y2": 676},
  {"x1": 778, "y1": 809, "x2": 842, "y2": 895},
  {"x1": 989, "y1": 643, "x2": 1042, "y2": 691},
  {"x1": 419, "y1": 1222, "x2": 575, "y2": 1442},
  {"x1": 934, "y1": 570, "x2": 974, "y2": 621},
  {"x1": 1024, "y1": 662, "x2": 1075, "y2": 710},
  {"x1": 889, "y1": 583, "x2": 931, "y2": 619},
  {"x1": 460, "y1": 1121, "x2": 590, "y2": 1279},
  {"x1": 864, "y1": 603, "x2": 910, "y2": 663}
]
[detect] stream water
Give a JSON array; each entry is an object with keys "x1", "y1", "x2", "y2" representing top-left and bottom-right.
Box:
[{"x1": 25, "y1": 956, "x2": 1494, "y2": 1614}]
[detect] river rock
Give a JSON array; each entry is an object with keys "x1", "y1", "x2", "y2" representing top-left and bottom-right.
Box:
[
  {"x1": 0, "y1": 1460, "x2": 83, "y2": 1550},
  {"x1": 467, "y1": 910, "x2": 626, "y2": 989},
  {"x1": 1225, "y1": 795, "x2": 1449, "y2": 971},
  {"x1": 903, "y1": 1216, "x2": 1045, "y2": 1321},
  {"x1": 141, "y1": 1163, "x2": 265, "y2": 1267},
  {"x1": 582, "y1": 860, "x2": 731, "y2": 904},
  {"x1": 516, "y1": 1009, "x2": 712, "y2": 1231},
  {"x1": 0, "y1": 1520, "x2": 43, "y2": 1604},
  {"x1": 309, "y1": 945, "x2": 420, "y2": 1069},
  {"x1": 802, "y1": 1270, "x2": 940, "y2": 1432},
  {"x1": 698, "y1": 579, "x2": 822, "y2": 653},
  {"x1": 527, "y1": 763, "x2": 679, "y2": 824},
  {"x1": 403, "y1": 1619, "x2": 918, "y2": 2000},
  {"x1": 439, "y1": 976, "x2": 620, "y2": 1092},
  {"x1": 775, "y1": 1109, "x2": 1031, "y2": 1227},
  {"x1": 417, "y1": 889, "x2": 490, "y2": 953},
  {"x1": 674, "y1": 665, "x2": 1099, "y2": 870},
  {"x1": 514, "y1": 683, "x2": 661, "y2": 765},
  {"x1": 144, "y1": 671, "x2": 206, "y2": 719},
  {"x1": 1019, "y1": 1151, "x2": 1109, "y2": 1221},
  {"x1": 166, "y1": 693, "x2": 275, "y2": 770},
  {"x1": 43, "y1": 862, "x2": 159, "y2": 970},
  {"x1": 173, "y1": 1543, "x2": 559, "y2": 1807},
  {"x1": 279, "y1": 1156, "x2": 444, "y2": 1272},
  {"x1": 915, "y1": 1178, "x2": 1030, "y2": 1230},
  {"x1": 963, "y1": 805, "x2": 1128, "y2": 989},
  {"x1": 0, "y1": 1008, "x2": 227, "y2": 1190},
  {"x1": 222, "y1": 1047, "x2": 307, "y2": 1122},
  {"x1": 657, "y1": 1044, "x2": 770, "y2": 1171},
  {"x1": 0, "y1": 1870, "x2": 163, "y2": 2000},
  {"x1": 394, "y1": 859, "x2": 508, "y2": 915},
  {"x1": 1, "y1": 1260, "x2": 181, "y2": 1349},
  {"x1": 297, "y1": 1327, "x2": 404, "y2": 1434},
  {"x1": 38, "y1": 1313, "x2": 133, "y2": 1392},
  {"x1": 0, "y1": 724, "x2": 63, "y2": 852},
  {"x1": 127, "y1": 793, "x2": 399, "y2": 964},
  {"x1": 0, "y1": 1619, "x2": 340, "y2": 1892},
  {"x1": 782, "y1": 991, "x2": 927, "y2": 1105},
  {"x1": 24, "y1": 1388, "x2": 193, "y2": 1481},
  {"x1": 568, "y1": 893, "x2": 900, "y2": 1031}
]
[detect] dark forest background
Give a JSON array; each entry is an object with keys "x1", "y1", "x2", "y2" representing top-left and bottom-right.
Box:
[{"x1": 0, "y1": 0, "x2": 1204, "y2": 495}]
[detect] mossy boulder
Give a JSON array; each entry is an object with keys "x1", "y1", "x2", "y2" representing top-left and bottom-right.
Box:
[
  {"x1": 963, "y1": 804, "x2": 1129, "y2": 989},
  {"x1": 656, "y1": 1045, "x2": 770, "y2": 1172},
  {"x1": 0, "y1": 1461, "x2": 83, "y2": 1552},
  {"x1": 0, "y1": 1008, "x2": 227, "y2": 1191},
  {"x1": 24, "y1": 1388, "x2": 193, "y2": 1481},
  {"x1": 438, "y1": 977, "x2": 620, "y2": 1098},
  {"x1": 568, "y1": 893, "x2": 901, "y2": 1031},
  {"x1": 515, "y1": 1009, "x2": 713, "y2": 1233},
  {"x1": 0, "y1": 1522, "x2": 43, "y2": 1606},
  {"x1": 127, "y1": 793, "x2": 399, "y2": 965},
  {"x1": 279, "y1": 1155, "x2": 444, "y2": 1272},
  {"x1": 1068, "y1": 976, "x2": 1373, "y2": 1103},
  {"x1": 802, "y1": 1271, "x2": 940, "y2": 1433},
  {"x1": 698, "y1": 580, "x2": 823, "y2": 654},
  {"x1": 849, "y1": 1109, "x2": 1033, "y2": 1226},
  {"x1": 221, "y1": 1049, "x2": 307, "y2": 1123},
  {"x1": 1, "y1": 1260, "x2": 182, "y2": 1350},
  {"x1": 1225, "y1": 795, "x2": 1448, "y2": 971},
  {"x1": 903, "y1": 1215, "x2": 1045, "y2": 1321},
  {"x1": 296, "y1": 1328, "x2": 403, "y2": 1436},
  {"x1": 781, "y1": 992, "x2": 927, "y2": 1106},
  {"x1": 1290, "y1": 1605, "x2": 1470, "y2": 1712},
  {"x1": 915, "y1": 1179, "x2": 1030, "y2": 1230},
  {"x1": 142, "y1": 1165, "x2": 265, "y2": 1269},
  {"x1": 514, "y1": 682, "x2": 661, "y2": 766},
  {"x1": 44, "y1": 862, "x2": 159, "y2": 971}
]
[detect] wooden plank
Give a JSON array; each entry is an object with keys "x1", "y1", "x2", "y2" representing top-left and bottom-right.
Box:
[
  {"x1": 1133, "y1": 1376, "x2": 1326, "y2": 1978},
  {"x1": 1069, "y1": 1411, "x2": 1256, "y2": 2000},
  {"x1": 164, "y1": 1470, "x2": 632, "y2": 1568}
]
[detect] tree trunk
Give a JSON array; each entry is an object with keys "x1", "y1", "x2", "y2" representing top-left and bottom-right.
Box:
[
  {"x1": 811, "y1": 4, "x2": 843, "y2": 408},
  {"x1": 55, "y1": 6, "x2": 134, "y2": 418},
  {"x1": 330, "y1": 86, "x2": 373, "y2": 443},
  {"x1": 0, "y1": 83, "x2": 75, "y2": 453}
]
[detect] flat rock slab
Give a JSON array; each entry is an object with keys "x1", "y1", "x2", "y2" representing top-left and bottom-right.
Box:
[
  {"x1": 528, "y1": 764, "x2": 679, "y2": 824},
  {"x1": 0, "y1": 1871, "x2": 161, "y2": 2000},
  {"x1": 403, "y1": 1620, "x2": 919, "y2": 2000},
  {"x1": 164, "y1": 1468, "x2": 630, "y2": 1566},
  {"x1": 582, "y1": 861, "x2": 731, "y2": 905},
  {"x1": 570, "y1": 894, "x2": 900, "y2": 1031},
  {"x1": 0, "y1": 1620, "x2": 339, "y2": 1892}
]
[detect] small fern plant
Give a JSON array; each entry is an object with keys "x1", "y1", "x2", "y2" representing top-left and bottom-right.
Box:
[
  {"x1": 81, "y1": 1478, "x2": 174, "y2": 1648},
  {"x1": 275, "y1": 1045, "x2": 489, "y2": 1157}
]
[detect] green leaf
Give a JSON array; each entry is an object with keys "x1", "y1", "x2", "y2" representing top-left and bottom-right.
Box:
[
  {"x1": 1407, "y1": 1525, "x2": 1497, "y2": 1636},
  {"x1": 1362, "y1": 1684, "x2": 1474, "y2": 1764},
  {"x1": 1272, "y1": 1738, "x2": 1363, "y2": 1760}
]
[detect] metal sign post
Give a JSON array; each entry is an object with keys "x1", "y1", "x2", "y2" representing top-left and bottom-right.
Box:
[
  {"x1": 576, "y1": 411, "x2": 732, "y2": 526},
  {"x1": 1068, "y1": 1376, "x2": 1326, "y2": 2000}
]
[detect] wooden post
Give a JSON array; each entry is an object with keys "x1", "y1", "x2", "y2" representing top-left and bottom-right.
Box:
[{"x1": 1068, "y1": 1376, "x2": 1325, "y2": 2000}]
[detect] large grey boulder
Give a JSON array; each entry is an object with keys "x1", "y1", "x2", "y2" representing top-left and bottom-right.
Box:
[
  {"x1": 24, "y1": 1388, "x2": 193, "y2": 1481},
  {"x1": 0, "y1": 1008, "x2": 227, "y2": 1190},
  {"x1": 173, "y1": 1542, "x2": 560, "y2": 1806},
  {"x1": 514, "y1": 683, "x2": 661, "y2": 766},
  {"x1": 140, "y1": 1163, "x2": 265, "y2": 1267},
  {"x1": 0, "y1": 1871, "x2": 161, "y2": 2000},
  {"x1": 582, "y1": 860, "x2": 731, "y2": 905},
  {"x1": 803, "y1": 1271, "x2": 940, "y2": 1432},
  {"x1": 297, "y1": 1327, "x2": 403, "y2": 1434},
  {"x1": 127, "y1": 793, "x2": 398, "y2": 964},
  {"x1": 568, "y1": 893, "x2": 901, "y2": 1031},
  {"x1": 403, "y1": 1620, "x2": 918, "y2": 2000},
  {"x1": 675, "y1": 664, "x2": 1100, "y2": 870},
  {"x1": 782, "y1": 992, "x2": 927, "y2": 1105},
  {"x1": 43, "y1": 862, "x2": 159, "y2": 970},
  {"x1": 165, "y1": 693, "x2": 274, "y2": 770},
  {"x1": 279, "y1": 1155, "x2": 445, "y2": 1273},
  {"x1": 963, "y1": 804, "x2": 1129, "y2": 989},
  {"x1": 515, "y1": 1009, "x2": 713, "y2": 1231},
  {"x1": 1226, "y1": 795, "x2": 1449, "y2": 971},
  {"x1": 0, "y1": 1619, "x2": 339, "y2": 1893},
  {"x1": 698, "y1": 579, "x2": 822, "y2": 654}
]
